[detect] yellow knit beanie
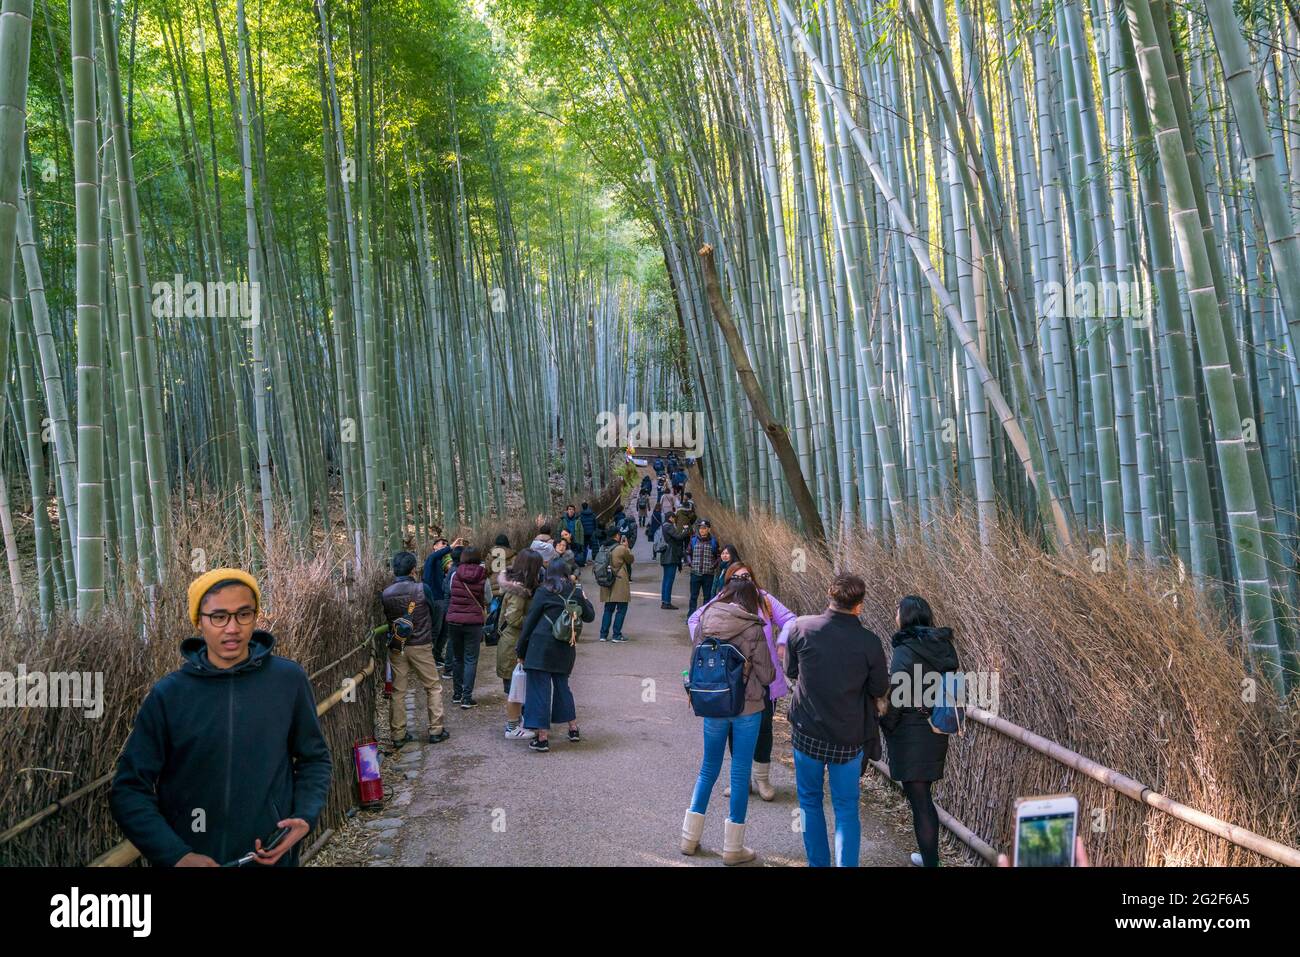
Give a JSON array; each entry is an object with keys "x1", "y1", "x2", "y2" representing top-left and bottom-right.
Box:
[{"x1": 188, "y1": 568, "x2": 262, "y2": 626}]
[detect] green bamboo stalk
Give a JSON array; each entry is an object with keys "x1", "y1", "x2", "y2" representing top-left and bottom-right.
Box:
[{"x1": 1124, "y1": 0, "x2": 1282, "y2": 688}]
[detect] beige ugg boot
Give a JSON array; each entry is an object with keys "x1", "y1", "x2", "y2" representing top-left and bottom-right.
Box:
[
  {"x1": 722, "y1": 819, "x2": 757, "y2": 866},
  {"x1": 751, "y1": 762, "x2": 775, "y2": 801},
  {"x1": 681, "y1": 810, "x2": 706, "y2": 856}
]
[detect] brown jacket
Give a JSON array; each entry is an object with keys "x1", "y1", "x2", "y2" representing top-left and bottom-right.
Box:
[
  {"x1": 693, "y1": 601, "x2": 775, "y2": 716},
  {"x1": 598, "y1": 543, "x2": 634, "y2": 604}
]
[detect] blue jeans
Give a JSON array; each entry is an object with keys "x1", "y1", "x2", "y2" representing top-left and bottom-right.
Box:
[
  {"x1": 446, "y1": 623, "x2": 482, "y2": 698},
  {"x1": 688, "y1": 710, "x2": 762, "y2": 824},
  {"x1": 522, "y1": 669, "x2": 576, "y2": 730},
  {"x1": 688, "y1": 573, "x2": 714, "y2": 613},
  {"x1": 600, "y1": 601, "x2": 628, "y2": 639},
  {"x1": 793, "y1": 747, "x2": 863, "y2": 867},
  {"x1": 660, "y1": 563, "x2": 678, "y2": 604}
]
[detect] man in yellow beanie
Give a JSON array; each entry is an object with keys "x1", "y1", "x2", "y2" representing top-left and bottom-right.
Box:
[{"x1": 110, "y1": 569, "x2": 332, "y2": 866}]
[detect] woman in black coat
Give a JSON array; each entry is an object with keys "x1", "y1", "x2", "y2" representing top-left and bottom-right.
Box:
[
  {"x1": 515, "y1": 558, "x2": 595, "y2": 752},
  {"x1": 881, "y1": 595, "x2": 959, "y2": 868}
]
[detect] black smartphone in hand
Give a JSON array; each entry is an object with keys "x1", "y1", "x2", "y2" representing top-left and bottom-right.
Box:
[
  {"x1": 262, "y1": 826, "x2": 292, "y2": 852},
  {"x1": 227, "y1": 825, "x2": 293, "y2": 866}
]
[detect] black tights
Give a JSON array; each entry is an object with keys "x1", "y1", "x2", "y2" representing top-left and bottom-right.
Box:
[{"x1": 902, "y1": 780, "x2": 940, "y2": 866}]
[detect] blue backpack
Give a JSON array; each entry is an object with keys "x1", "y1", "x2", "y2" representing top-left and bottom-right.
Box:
[
  {"x1": 685, "y1": 637, "x2": 749, "y2": 718},
  {"x1": 928, "y1": 672, "x2": 966, "y2": 735}
]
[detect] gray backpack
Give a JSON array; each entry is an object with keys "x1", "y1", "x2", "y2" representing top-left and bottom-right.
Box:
[
  {"x1": 545, "y1": 588, "x2": 584, "y2": 645},
  {"x1": 593, "y1": 545, "x2": 617, "y2": 588}
]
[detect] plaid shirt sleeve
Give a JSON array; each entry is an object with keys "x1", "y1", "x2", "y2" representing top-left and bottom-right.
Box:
[{"x1": 792, "y1": 729, "x2": 862, "y2": 764}]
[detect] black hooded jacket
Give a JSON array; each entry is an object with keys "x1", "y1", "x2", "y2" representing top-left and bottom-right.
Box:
[
  {"x1": 889, "y1": 624, "x2": 961, "y2": 691},
  {"x1": 109, "y1": 630, "x2": 332, "y2": 866},
  {"x1": 881, "y1": 625, "x2": 960, "y2": 782}
]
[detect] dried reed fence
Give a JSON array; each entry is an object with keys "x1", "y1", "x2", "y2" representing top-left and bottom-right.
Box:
[
  {"x1": 1, "y1": 473, "x2": 624, "y2": 866},
  {"x1": 689, "y1": 481, "x2": 1300, "y2": 866}
]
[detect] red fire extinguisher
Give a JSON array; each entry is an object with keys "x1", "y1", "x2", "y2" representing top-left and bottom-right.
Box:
[{"x1": 353, "y1": 737, "x2": 384, "y2": 809}]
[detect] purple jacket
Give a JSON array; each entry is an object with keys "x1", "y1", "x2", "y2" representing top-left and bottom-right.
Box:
[{"x1": 689, "y1": 589, "x2": 796, "y2": 699}]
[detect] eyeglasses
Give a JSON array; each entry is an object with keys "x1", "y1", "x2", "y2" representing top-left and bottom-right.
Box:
[
  {"x1": 732, "y1": 571, "x2": 752, "y2": 580},
  {"x1": 199, "y1": 608, "x2": 256, "y2": 628}
]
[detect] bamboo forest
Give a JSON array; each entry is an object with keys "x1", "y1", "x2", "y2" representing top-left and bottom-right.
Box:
[{"x1": 1, "y1": 0, "x2": 1299, "y2": 886}]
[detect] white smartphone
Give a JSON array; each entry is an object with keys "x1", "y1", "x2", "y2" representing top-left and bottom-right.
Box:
[{"x1": 1012, "y1": 794, "x2": 1078, "y2": 867}]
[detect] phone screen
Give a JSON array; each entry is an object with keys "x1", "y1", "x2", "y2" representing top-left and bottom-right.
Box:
[{"x1": 1015, "y1": 811, "x2": 1076, "y2": 867}]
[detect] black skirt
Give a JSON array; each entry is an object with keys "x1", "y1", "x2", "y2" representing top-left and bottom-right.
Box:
[{"x1": 883, "y1": 711, "x2": 949, "y2": 783}]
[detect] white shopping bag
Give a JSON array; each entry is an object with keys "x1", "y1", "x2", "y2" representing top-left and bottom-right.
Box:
[{"x1": 508, "y1": 664, "x2": 527, "y2": 705}]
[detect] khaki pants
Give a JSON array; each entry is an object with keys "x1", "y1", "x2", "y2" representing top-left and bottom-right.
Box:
[{"x1": 391, "y1": 642, "x2": 445, "y2": 737}]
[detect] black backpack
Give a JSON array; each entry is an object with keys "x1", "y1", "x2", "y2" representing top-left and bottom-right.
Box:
[{"x1": 482, "y1": 594, "x2": 504, "y2": 646}]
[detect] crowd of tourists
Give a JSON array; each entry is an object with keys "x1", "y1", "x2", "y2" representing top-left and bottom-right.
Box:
[
  {"x1": 377, "y1": 487, "x2": 646, "y2": 754},
  {"x1": 103, "y1": 450, "x2": 1028, "y2": 870},
  {"x1": 376, "y1": 448, "x2": 965, "y2": 868}
]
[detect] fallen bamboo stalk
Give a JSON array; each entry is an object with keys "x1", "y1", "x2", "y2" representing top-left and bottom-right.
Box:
[
  {"x1": 89, "y1": 840, "x2": 140, "y2": 867},
  {"x1": 316, "y1": 658, "x2": 375, "y2": 717},
  {"x1": 0, "y1": 771, "x2": 114, "y2": 846},
  {"x1": 866, "y1": 758, "x2": 999, "y2": 865},
  {"x1": 299, "y1": 827, "x2": 336, "y2": 865},
  {"x1": 308, "y1": 634, "x2": 378, "y2": 681},
  {"x1": 966, "y1": 707, "x2": 1300, "y2": 866}
]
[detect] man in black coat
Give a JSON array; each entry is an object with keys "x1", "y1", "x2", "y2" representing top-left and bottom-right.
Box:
[
  {"x1": 783, "y1": 573, "x2": 888, "y2": 867},
  {"x1": 109, "y1": 569, "x2": 332, "y2": 867}
]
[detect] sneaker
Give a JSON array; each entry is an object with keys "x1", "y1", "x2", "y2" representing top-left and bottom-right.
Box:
[
  {"x1": 451, "y1": 691, "x2": 462, "y2": 704},
  {"x1": 598, "y1": 634, "x2": 610, "y2": 642},
  {"x1": 428, "y1": 729, "x2": 450, "y2": 744},
  {"x1": 567, "y1": 727, "x2": 581, "y2": 743},
  {"x1": 441, "y1": 666, "x2": 453, "y2": 678},
  {"x1": 529, "y1": 737, "x2": 550, "y2": 753},
  {"x1": 505, "y1": 725, "x2": 536, "y2": 740},
  {"x1": 661, "y1": 602, "x2": 678, "y2": 610},
  {"x1": 460, "y1": 696, "x2": 477, "y2": 710},
  {"x1": 611, "y1": 634, "x2": 627, "y2": 643},
  {"x1": 390, "y1": 732, "x2": 414, "y2": 750}
]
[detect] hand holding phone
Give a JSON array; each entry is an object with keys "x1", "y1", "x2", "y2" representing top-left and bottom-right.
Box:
[
  {"x1": 261, "y1": 826, "x2": 292, "y2": 853},
  {"x1": 1010, "y1": 794, "x2": 1079, "y2": 867},
  {"x1": 224, "y1": 819, "x2": 309, "y2": 867}
]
